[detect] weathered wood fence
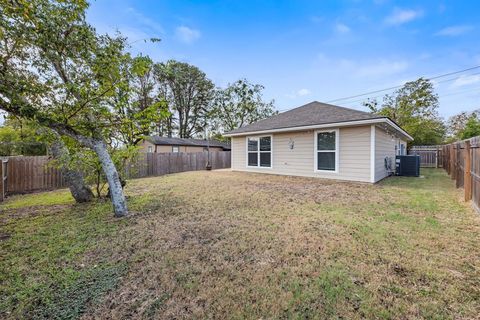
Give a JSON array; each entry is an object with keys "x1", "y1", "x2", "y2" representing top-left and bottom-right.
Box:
[
  {"x1": 408, "y1": 145, "x2": 443, "y2": 168},
  {"x1": 0, "y1": 151, "x2": 231, "y2": 200},
  {"x1": 124, "y1": 152, "x2": 231, "y2": 179},
  {"x1": 442, "y1": 136, "x2": 480, "y2": 212},
  {"x1": 2, "y1": 156, "x2": 68, "y2": 195}
]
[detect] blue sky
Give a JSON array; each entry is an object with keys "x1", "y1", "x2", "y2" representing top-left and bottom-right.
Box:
[{"x1": 87, "y1": 0, "x2": 480, "y2": 119}]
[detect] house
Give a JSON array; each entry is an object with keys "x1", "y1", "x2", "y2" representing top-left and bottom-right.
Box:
[
  {"x1": 140, "y1": 136, "x2": 231, "y2": 153},
  {"x1": 224, "y1": 101, "x2": 412, "y2": 183}
]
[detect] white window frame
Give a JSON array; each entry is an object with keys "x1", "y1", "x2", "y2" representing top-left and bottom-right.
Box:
[
  {"x1": 172, "y1": 146, "x2": 179, "y2": 153},
  {"x1": 147, "y1": 146, "x2": 153, "y2": 153},
  {"x1": 245, "y1": 135, "x2": 273, "y2": 169},
  {"x1": 314, "y1": 129, "x2": 339, "y2": 174}
]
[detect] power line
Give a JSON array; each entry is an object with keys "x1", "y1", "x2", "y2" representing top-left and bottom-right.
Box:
[
  {"x1": 325, "y1": 64, "x2": 480, "y2": 104},
  {"x1": 337, "y1": 71, "x2": 480, "y2": 107}
]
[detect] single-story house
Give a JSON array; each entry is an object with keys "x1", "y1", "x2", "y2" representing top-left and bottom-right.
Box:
[
  {"x1": 140, "y1": 136, "x2": 231, "y2": 153},
  {"x1": 224, "y1": 101, "x2": 413, "y2": 183}
]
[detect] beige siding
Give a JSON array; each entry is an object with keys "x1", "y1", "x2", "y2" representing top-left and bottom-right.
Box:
[
  {"x1": 231, "y1": 126, "x2": 372, "y2": 182},
  {"x1": 374, "y1": 126, "x2": 396, "y2": 182},
  {"x1": 140, "y1": 140, "x2": 156, "y2": 153}
]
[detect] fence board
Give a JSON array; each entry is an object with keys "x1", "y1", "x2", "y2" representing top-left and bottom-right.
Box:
[
  {"x1": 5, "y1": 156, "x2": 68, "y2": 195},
  {"x1": 442, "y1": 137, "x2": 480, "y2": 213}
]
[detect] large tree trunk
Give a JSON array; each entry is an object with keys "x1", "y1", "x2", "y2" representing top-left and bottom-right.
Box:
[
  {"x1": 50, "y1": 139, "x2": 94, "y2": 203},
  {"x1": 91, "y1": 139, "x2": 128, "y2": 217}
]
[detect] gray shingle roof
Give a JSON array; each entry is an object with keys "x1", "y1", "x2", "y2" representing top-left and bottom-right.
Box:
[
  {"x1": 225, "y1": 101, "x2": 385, "y2": 135},
  {"x1": 146, "y1": 136, "x2": 231, "y2": 150}
]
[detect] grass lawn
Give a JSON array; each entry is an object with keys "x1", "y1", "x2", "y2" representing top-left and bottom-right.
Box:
[{"x1": 1, "y1": 168, "x2": 479, "y2": 319}]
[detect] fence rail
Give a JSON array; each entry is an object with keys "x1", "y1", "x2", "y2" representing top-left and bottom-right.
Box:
[
  {"x1": 0, "y1": 151, "x2": 231, "y2": 200},
  {"x1": 442, "y1": 136, "x2": 480, "y2": 213}
]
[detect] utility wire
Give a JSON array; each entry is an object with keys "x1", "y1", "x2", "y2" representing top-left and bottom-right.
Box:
[
  {"x1": 337, "y1": 71, "x2": 480, "y2": 107},
  {"x1": 326, "y1": 64, "x2": 480, "y2": 104}
]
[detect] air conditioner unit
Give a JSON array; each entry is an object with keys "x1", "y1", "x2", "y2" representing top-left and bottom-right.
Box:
[{"x1": 395, "y1": 155, "x2": 420, "y2": 177}]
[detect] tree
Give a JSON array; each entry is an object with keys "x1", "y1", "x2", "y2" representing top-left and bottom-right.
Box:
[
  {"x1": 446, "y1": 110, "x2": 480, "y2": 141},
  {"x1": 460, "y1": 115, "x2": 480, "y2": 140},
  {"x1": 363, "y1": 78, "x2": 445, "y2": 145},
  {"x1": 0, "y1": 0, "x2": 131, "y2": 216},
  {"x1": 108, "y1": 55, "x2": 168, "y2": 147},
  {"x1": 154, "y1": 60, "x2": 214, "y2": 138},
  {"x1": 209, "y1": 79, "x2": 277, "y2": 137}
]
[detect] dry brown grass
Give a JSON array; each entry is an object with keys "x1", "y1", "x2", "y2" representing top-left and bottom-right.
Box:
[
  {"x1": 2, "y1": 169, "x2": 480, "y2": 319},
  {"x1": 92, "y1": 170, "x2": 480, "y2": 319}
]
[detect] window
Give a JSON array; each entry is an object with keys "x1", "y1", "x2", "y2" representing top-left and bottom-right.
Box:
[
  {"x1": 247, "y1": 136, "x2": 271, "y2": 168},
  {"x1": 172, "y1": 146, "x2": 179, "y2": 153},
  {"x1": 315, "y1": 130, "x2": 338, "y2": 172},
  {"x1": 147, "y1": 146, "x2": 153, "y2": 153}
]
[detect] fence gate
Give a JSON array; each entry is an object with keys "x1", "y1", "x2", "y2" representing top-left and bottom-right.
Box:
[{"x1": 409, "y1": 145, "x2": 442, "y2": 168}]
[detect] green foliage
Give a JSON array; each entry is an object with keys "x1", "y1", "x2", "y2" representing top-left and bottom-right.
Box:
[
  {"x1": 447, "y1": 111, "x2": 480, "y2": 141},
  {"x1": 154, "y1": 60, "x2": 215, "y2": 138},
  {"x1": 108, "y1": 55, "x2": 170, "y2": 146},
  {"x1": 0, "y1": 120, "x2": 47, "y2": 156},
  {"x1": 460, "y1": 115, "x2": 480, "y2": 140},
  {"x1": 209, "y1": 79, "x2": 277, "y2": 137},
  {"x1": 364, "y1": 78, "x2": 445, "y2": 145}
]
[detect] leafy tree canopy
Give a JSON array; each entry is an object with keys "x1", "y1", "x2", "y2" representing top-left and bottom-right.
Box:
[
  {"x1": 363, "y1": 78, "x2": 445, "y2": 145},
  {"x1": 446, "y1": 110, "x2": 480, "y2": 141},
  {"x1": 209, "y1": 79, "x2": 277, "y2": 138},
  {"x1": 154, "y1": 60, "x2": 214, "y2": 138}
]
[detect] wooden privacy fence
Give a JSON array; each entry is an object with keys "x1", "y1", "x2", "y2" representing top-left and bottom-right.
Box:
[
  {"x1": 408, "y1": 145, "x2": 443, "y2": 168},
  {"x1": 3, "y1": 156, "x2": 68, "y2": 195},
  {"x1": 124, "y1": 151, "x2": 231, "y2": 179},
  {"x1": 442, "y1": 136, "x2": 480, "y2": 212},
  {"x1": 0, "y1": 151, "x2": 231, "y2": 200}
]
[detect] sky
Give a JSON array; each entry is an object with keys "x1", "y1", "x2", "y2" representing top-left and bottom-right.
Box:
[{"x1": 86, "y1": 0, "x2": 480, "y2": 119}]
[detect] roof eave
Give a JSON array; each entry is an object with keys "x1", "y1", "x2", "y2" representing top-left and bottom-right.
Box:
[{"x1": 224, "y1": 118, "x2": 413, "y2": 141}]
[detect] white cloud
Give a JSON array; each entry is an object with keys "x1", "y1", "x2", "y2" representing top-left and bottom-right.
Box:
[
  {"x1": 175, "y1": 26, "x2": 201, "y2": 44},
  {"x1": 435, "y1": 25, "x2": 473, "y2": 36},
  {"x1": 335, "y1": 23, "x2": 351, "y2": 34},
  {"x1": 451, "y1": 74, "x2": 480, "y2": 88},
  {"x1": 285, "y1": 88, "x2": 311, "y2": 99},
  {"x1": 384, "y1": 8, "x2": 423, "y2": 26},
  {"x1": 297, "y1": 88, "x2": 311, "y2": 96}
]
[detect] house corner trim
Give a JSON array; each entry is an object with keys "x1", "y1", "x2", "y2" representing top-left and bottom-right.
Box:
[{"x1": 370, "y1": 125, "x2": 376, "y2": 183}]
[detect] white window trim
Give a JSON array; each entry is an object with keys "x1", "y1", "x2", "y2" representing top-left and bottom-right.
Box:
[
  {"x1": 172, "y1": 146, "x2": 179, "y2": 153},
  {"x1": 314, "y1": 129, "x2": 339, "y2": 174},
  {"x1": 245, "y1": 135, "x2": 273, "y2": 169}
]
